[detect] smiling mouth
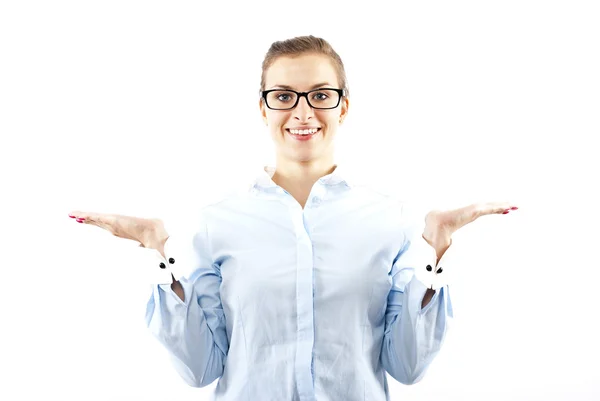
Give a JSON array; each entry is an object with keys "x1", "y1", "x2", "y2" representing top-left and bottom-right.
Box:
[{"x1": 285, "y1": 128, "x2": 322, "y2": 137}]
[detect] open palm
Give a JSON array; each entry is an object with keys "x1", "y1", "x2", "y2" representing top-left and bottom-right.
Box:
[
  {"x1": 68, "y1": 211, "x2": 167, "y2": 254},
  {"x1": 425, "y1": 202, "x2": 519, "y2": 238}
]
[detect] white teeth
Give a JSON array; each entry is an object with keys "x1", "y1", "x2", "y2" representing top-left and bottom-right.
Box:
[{"x1": 289, "y1": 128, "x2": 319, "y2": 135}]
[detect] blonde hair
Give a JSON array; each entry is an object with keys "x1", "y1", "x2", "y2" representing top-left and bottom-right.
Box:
[{"x1": 260, "y1": 35, "x2": 349, "y2": 96}]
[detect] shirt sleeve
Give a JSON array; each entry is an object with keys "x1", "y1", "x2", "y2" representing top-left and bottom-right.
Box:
[
  {"x1": 143, "y1": 211, "x2": 229, "y2": 388},
  {"x1": 380, "y1": 202, "x2": 455, "y2": 385}
]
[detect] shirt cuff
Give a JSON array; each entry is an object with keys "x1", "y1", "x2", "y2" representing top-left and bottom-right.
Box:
[
  {"x1": 412, "y1": 234, "x2": 455, "y2": 290},
  {"x1": 138, "y1": 235, "x2": 178, "y2": 285}
]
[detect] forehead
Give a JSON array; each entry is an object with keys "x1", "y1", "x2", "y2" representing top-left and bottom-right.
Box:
[{"x1": 265, "y1": 53, "x2": 339, "y2": 90}]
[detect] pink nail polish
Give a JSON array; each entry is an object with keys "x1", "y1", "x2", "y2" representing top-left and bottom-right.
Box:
[
  {"x1": 511, "y1": 207, "x2": 518, "y2": 210},
  {"x1": 69, "y1": 215, "x2": 76, "y2": 218},
  {"x1": 502, "y1": 210, "x2": 509, "y2": 214},
  {"x1": 76, "y1": 218, "x2": 85, "y2": 222}
]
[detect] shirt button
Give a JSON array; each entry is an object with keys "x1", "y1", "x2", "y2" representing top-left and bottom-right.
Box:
[{"x1": 312, "y1": 196, "x2": 321, "y2": 206}]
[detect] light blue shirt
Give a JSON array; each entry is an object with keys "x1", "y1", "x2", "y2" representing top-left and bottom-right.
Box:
[{"x1": 144, "y1": 164, "x2": 455, "y2": 401}]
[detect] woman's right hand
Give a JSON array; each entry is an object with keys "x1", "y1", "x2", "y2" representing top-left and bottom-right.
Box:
[{"x1": 68, "y1": 211, "x2": 169, "y2": 258}]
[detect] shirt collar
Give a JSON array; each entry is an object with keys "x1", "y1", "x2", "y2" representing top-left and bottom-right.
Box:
[{"x1": 252, "y1": 163, "x2": 353, "y2": 192}]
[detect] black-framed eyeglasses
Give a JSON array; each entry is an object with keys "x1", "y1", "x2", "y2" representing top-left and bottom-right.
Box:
[{"x1": 261, "y1": 88, "x2": 346, "y2": 110}]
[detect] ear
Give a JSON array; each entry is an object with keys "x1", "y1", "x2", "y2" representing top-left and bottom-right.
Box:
[
  {"x1": 259, "y1": 98, "x2": 268, "y2": 125},
  {"x1": 339, "y1": 96, "x2": 349, "y2": 124}
]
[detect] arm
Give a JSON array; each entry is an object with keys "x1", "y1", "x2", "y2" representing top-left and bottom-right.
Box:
[
  {"x1": 170, "y1": 276, "x2": 185, "y2": 302},
  {"x1": 144, "y1": 212, "x2": 229, "y2": 388},
  {"x1": 380, "y1": 204, "x2": 455, "y2": 385}
]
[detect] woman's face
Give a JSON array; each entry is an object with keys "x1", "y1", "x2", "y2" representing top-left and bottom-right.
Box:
[{"x1": 260, "y1": 53, "x2": 349, "y2": 163}]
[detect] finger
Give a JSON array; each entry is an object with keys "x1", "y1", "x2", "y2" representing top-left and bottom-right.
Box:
[
  {"x1": 69, "y1": 211, "x2": 89, "y2": 224},
  {"x1": 474, "y1": 202, "x2": 518, "y2": 216},
  {"x1": 497, "y1": 202, "x2": 519, "y2": 214},
  {"x1": 68, "y1": 211, "x2": 116, "y2": 230},
  {"x1": 488, "y1": 202, "x2": 518, "y2": 215}
]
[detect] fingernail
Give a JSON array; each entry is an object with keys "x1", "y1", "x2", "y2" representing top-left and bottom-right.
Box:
[
  {"x1": 510, "y1": 207, "x2": 518, "y2": 210},
  {"x1": 76, "y1": 218, "x2": 85, "y2": 222},
  {"x1": 69, "y1": 215, "x2": 76, "y2": 218},
  {"x1": 503, "y1": 210, "x2": 510, "y2": 214}
]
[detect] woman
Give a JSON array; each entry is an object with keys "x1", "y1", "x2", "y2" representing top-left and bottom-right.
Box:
[{"x1": 69, "y1": 35, "x2": 517, "y2": 401}]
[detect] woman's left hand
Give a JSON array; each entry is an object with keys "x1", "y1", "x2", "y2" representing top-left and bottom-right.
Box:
[{"x1": 423, "y1": 202, "x2": 519, "y2": 246}]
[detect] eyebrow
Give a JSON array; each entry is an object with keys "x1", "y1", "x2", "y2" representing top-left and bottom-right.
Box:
[{"x1": 269, "y1": 82, "x2": 333, "y2": 91}]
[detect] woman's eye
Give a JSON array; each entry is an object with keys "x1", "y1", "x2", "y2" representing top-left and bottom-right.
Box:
[
  {"x1": 313, "y1": 92, "x2": 329, "y2": 100},
  {"x1": 277, "y1": 94, "x2": 292, "y2": 102}
]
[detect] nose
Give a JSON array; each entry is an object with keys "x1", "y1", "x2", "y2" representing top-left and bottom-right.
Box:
[{"x1": 292, "y1": 95, "x2": 314, "y2": 121}]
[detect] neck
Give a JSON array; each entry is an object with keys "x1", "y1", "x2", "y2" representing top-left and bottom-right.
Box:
[{"x1": 271, "y1": 157, "x2": 337, "y2": 188}]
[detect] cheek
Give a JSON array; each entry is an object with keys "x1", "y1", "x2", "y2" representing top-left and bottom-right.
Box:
[
  {"x1": 318, "y1": 113, "x2": 339, "y2": 130},
  {"x1": 266, "y1": 112, "x2": 288, "y2": 129}
]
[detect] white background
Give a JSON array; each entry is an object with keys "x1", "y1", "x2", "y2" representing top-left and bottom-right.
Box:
[{"x1": 1, "y1": 1, "x2": 599, "y2": 400}]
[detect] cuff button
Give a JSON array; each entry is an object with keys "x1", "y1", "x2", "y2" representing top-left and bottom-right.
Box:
[
  {"x1": 159, "y1": 262, "x2": 166, "y2": 269},
  {"x1": 426, "y1": 265, "x2": 432, "y2": 272},
  {"x1": 169, "y1": 257, "x2": 175, "y2": 264}
]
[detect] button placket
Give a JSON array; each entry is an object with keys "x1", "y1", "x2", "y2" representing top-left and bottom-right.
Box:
[{"x1": 291, "y1": 198, "x2": 317, "y2": 398}]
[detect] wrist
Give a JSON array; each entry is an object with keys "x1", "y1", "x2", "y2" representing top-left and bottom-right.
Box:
[
  {"x1": 141, "y1": 219, "x2": 169, "y2": 254},
  {"x1": 422, "y1": 226, "x2": 451, "y2": 248}
]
